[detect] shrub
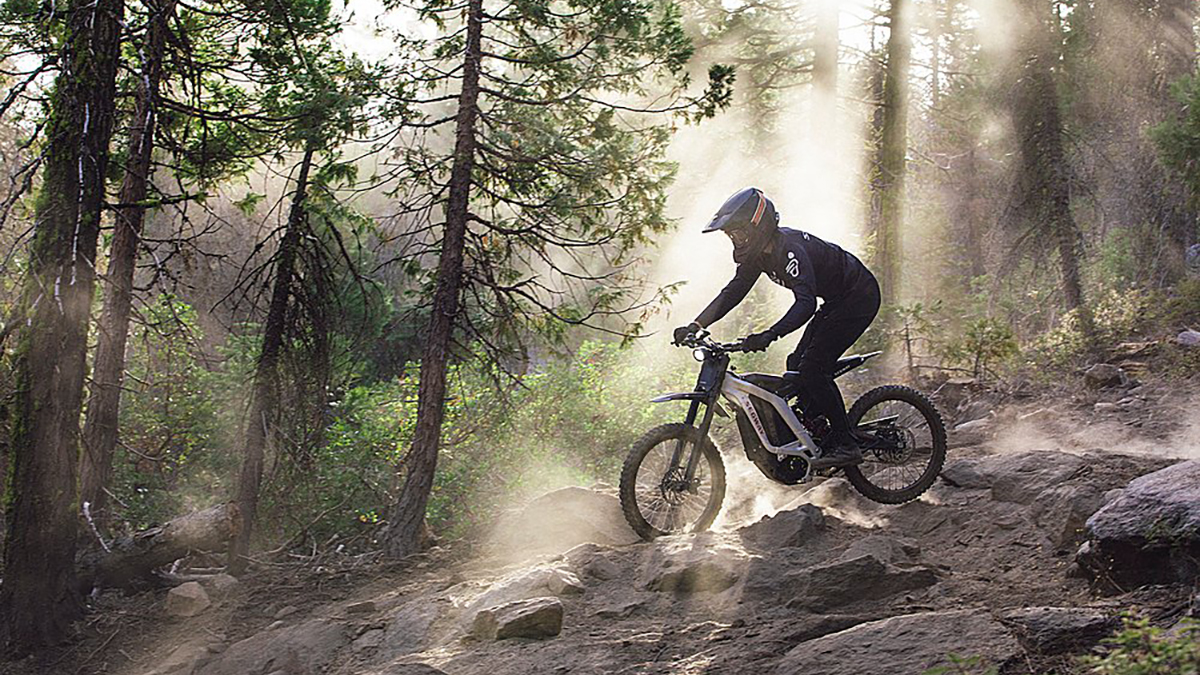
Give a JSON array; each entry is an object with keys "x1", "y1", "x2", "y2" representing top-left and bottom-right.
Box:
[{"x1": 1081, "y1": 616, "x2": 1200, "y2": 675}]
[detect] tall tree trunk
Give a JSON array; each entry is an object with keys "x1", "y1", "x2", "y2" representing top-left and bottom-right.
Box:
[
  {"x1": 0, "y1": 0, "x2": 125, "y2": 654},
  {"x1": 873, "y1": 0, "x2": 911, "y2": 305},
  {"x1": 383, "y1": 0, "x2": 482, "y2": 559},
  {"x1": 1012, "y1": 0, "x2": 1093, "y2": 332},
  {"x1": 80, "y1": 0, "x2": 176, "y2": 527},
  {"x1": 228, "y1": 145, "x2": 315, "y2": 574}
]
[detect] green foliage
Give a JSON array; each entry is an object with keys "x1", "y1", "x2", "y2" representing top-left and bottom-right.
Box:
[
  {"x1": 1152, "y1": 69, "x2": 1200, "y2": 209},
  {"x1": 938, "y1": 317, "x2": 1019, "y2": 380},
  {"x1": 1082, "y1": 617, "x2": 1200, "y2": 675},
  {"x1": 109, "y1": 296, "x2": 230, "y2": 530},
  {"x1": 922, "y1": 653, "x2": 998, "y2": 675}
]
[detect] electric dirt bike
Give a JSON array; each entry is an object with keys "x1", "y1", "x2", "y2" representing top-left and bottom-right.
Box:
[{"x1": 618, "y1": 330, "x2": 947, "y2": 540}]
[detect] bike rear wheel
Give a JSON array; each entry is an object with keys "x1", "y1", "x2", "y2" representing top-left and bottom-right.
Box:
[
  {"x1": 843, "y1": 385, "x2": 946, "y2": 504},
  {"x1": 619, "y1": 423, "x2": 726, "y2": 540}
]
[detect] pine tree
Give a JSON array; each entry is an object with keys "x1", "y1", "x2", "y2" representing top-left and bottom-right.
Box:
[{"x1": 382, "y1": 0, "x2": 731, "y2": 557}]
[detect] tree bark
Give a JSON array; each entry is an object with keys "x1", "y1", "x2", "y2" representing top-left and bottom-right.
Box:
[
  {"x1": 81, "y1": 0, "x2": 176, "y2": 527},
  {"x1": 228, "y1": 145, "x2": 315, "y2": 574},
  {"x1": 383, "y1": 0, "x2": 483, "y2": 559},
  {"x1": 81, "y1": 503, "x2": 240, "y2": 591},
  {"x1": 0, "y1": 0, "x2": 125, "y2": 655},
  {"x1": 873, "y1": 0, "x2": 911, "y2": 305}
]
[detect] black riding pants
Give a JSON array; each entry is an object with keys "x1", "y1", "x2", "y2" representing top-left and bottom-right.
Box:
[{"x1": 785, "y1": 276, "x2": 881, "y2": 433}]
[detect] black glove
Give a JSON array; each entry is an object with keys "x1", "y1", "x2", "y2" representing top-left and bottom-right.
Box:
[
  {"x1": 673, "y1": 322, "x2": 701, "y2": 346},
  {"x1": 741, "y1": 330, "x2": 776, "y2": 352}
]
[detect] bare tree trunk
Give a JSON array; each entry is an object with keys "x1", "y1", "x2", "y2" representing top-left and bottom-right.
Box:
[
  {"x1": 0, "y1": 0, "x2": 125, "y2": 655},
  {"x1": 228, "y1": 145, "x2": 315, "y2": 574},
  {"x1": 874, "y1": 0, "x2": 911, "y2": 305},
  {"x1": 81, "y1": 0, "x2": 176, "y2": 527},
  {"x1": 383, "y1": 0, "x2": 483, "y2": 559}
]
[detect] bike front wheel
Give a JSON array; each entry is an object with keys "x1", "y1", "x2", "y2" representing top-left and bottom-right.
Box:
[
  {"x1": 843, "y1": 385, "x2": 947, "y2": 504},
  {"x1": 619, "y1": 423, "x2": 726, "y2": 540}
]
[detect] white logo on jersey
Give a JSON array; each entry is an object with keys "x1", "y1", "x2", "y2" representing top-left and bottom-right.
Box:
[{"x1": 786, "y1": 251, "x2": 799, "y2": 277}]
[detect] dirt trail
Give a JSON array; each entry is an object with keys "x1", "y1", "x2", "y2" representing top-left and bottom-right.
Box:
[{"x1": 9, "y1": 381, "x2": 1200, "y2": 675}]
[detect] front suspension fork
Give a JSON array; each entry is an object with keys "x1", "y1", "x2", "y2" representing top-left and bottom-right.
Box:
[{"x1": 668, "y1": 396, "x2": 718, "y2": 492}]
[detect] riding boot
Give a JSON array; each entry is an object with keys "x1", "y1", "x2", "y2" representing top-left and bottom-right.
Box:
[{"x1": 810, "y1": 429, "x2": 863, "y2": 469}]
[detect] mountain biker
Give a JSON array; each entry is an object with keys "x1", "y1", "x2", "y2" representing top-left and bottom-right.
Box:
[{"x1": 672, "y1": 187, "x2": 882, "y2": 470}]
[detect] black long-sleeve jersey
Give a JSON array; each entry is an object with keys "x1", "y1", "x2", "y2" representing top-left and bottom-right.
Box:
[{"x1": 694, "y1": 228, "x2": 874, "y2": 338}]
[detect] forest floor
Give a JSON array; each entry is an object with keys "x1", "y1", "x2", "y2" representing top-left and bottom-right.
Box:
[{"x1": 7, "y1": 372, "x2": 1200, "y2": 675}]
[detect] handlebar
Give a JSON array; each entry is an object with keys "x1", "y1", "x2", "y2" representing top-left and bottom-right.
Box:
[{"x1": 677, "y1": 329, "x2": 748, "y2": 354}]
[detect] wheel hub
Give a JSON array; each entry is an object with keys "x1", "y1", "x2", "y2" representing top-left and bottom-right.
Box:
[{"x1": 659, "y1": 467, "x2": 692, "y2": 505}]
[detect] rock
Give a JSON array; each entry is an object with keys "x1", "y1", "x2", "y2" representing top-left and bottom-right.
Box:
[
  {"x1": 1094, "y1": 402, "x2": 1120, "y2": 415},
  {"x1": 738, "y1": 504, "x2": 825, "y2": 549},
  {"x1": 955, "y1": 399, "x2": 993, "y2": 425},
  {"x1": 839, "y1": 535, "x2": 922, "y2": 566},
  {"x1": 1077, "y1": 460, "x2": 1200, "y2": 588},
  {"x1": 773, "y1": 609, "x2": 1020, "y2": 675},
  {"x1": 346, "y1": 600, "x2": 377, "y2": 614},
  {"x1": 146, "y1": 640, "x2": 212, "y2": 675},
  {"x1": 1176, "y1": 329, "x2": 1200, "y2": 347},
  {"x1": 643, "y1": 536, "x2": 745, "y2": 594},
  {"x1": 197, "y1": 619, "x2": 348, "y2": 675},
  {"x1": 592, "y1": 599, "x2": 646, "y2": 619},
  {"x1": 273, "y1": 604, "x2": 299, "y2": 620},
  {"x1": 486, "y1": 486, "x2": 640, "y2": 562},
  {"x1": 378, "y1": 597, "x2": 442, "y2": 660},
  {"x1": 380, "y1": 665, "x2": 448, "y2": 675},
  {"x1": 1030, "y1": 484, "x2": 1105, "y2": 550},
  {"x1": 1001, "y1": 607, "x2": 1116, "y2": 655},
  {"x1": 940, "y1": 452, "x2": 1088, "y2": 504},
  {"x1": 465, "y1": 566, "x2": 585, "y2": 619},
  {"x1": 564, "y1": 543, "x2": 621, "y2": 581},
  {"x1": 165, "y1": 582, "x2": 211, "y2": 618},
  {"x1": 954, "y1": 418, "x2": 991, "y2": 433},
  {"x1": 200, "y1": 573, "x2": 238, "y2": 599},
  {"x1": 1084, "y1": 363, "x2": 1127, "y2": 389},
  {"x1": 784, "y1": 554, "x2": 938, "y2": 611},
  {"x1": 471, "y1": 597, "x2": 563, "y2": 640},
  {"x1": 351, "y1": 629, "x2": 384, "y2": 653}
]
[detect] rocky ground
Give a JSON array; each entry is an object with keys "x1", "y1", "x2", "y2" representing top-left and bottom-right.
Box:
[{"x1": 8, "y1": 372, "x2": 1200, "y2": 675}]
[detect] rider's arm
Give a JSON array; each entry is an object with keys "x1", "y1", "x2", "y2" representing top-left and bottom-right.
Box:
[
  {"x1": 766, "y1": 248, "x2": 818, "y2": 339},
  {"x1": 694, "y1": 264, "x2": 760, "y2": 328}
]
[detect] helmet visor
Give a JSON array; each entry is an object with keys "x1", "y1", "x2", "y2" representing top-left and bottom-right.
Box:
[{"x1": 725, "y1": 227, "x2": 752, "y2": 250}]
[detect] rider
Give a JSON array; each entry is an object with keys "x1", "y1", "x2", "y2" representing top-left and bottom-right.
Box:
[{"x1": 673, "y1": 187, "x2": 881, "y2": 470}]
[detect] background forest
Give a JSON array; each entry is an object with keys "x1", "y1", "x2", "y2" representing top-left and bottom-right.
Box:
[{"x1": 0, "y1": 0, "x2": 1198, "y2": 658}]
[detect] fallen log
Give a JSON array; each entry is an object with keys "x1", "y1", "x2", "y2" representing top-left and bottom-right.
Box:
[{"x1": 81, "y1": 502, "x2": 241, "y2": 591}]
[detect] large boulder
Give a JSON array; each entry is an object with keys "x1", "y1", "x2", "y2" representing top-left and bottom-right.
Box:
[
  {"x1": 772, "y1": 609, "x2": 1020, "y2": 675},
  {"x1": 738, "y1": 504, "x2": 825, "y2": 549},
  {"x1": 941, "y1": 452, "x2": 1088, "y2": 504},
  {"x1": 745, "y1": 553, "x2": 937, "y2": 612},
  {"x1": 470, "y1": 597, "x2": 563, "y2": 640},
  {"x1": 1001, "y1": 607, "x2": 1116, "y2": 655},
  {"x1": 197, "y1": 619, "x2": 349, "y2": 675},
  {"x1": 1077, "y1": 460, "x2": 1200, "y2": 588},
  {"x1": 486, "y1": 487, "x2": 640, "y2": 562}
]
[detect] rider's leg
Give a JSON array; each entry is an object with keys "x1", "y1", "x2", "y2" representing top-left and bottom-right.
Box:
[{"x1": 794, "y1": 283, "x2": 881, "y2": 468}]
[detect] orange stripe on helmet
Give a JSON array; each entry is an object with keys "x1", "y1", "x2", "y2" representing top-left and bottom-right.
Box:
[{"x1": 750, "y1": 192, "x2": 766, "y2": 225}]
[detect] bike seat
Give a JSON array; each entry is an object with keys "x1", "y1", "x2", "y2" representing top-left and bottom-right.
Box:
[{"x1": 833, "y1": 351, "x2": 883, "y2": 378}]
